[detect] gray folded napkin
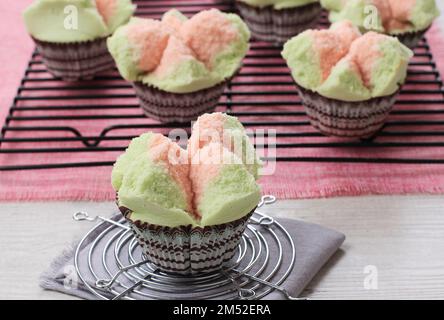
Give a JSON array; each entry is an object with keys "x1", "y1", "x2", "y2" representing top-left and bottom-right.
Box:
[{"x1": 40, "y1": 213, "x2": 345, "y2": 300}]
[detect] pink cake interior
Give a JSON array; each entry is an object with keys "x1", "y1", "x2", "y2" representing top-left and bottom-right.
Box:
[
  {"x1": 188, "y1": 113, "x2": 226, "y2": 159},
  {"x1": 330, "y1": 20, "x2": 360, "y2": 48},
  {"x1": 153, "y1": 36, "x2": 197, "y2": 78},
  {"x1": 95, "y1": 0, "x2": 117, "y2": 25},
  {"x1": 125, "y1": 9, "x2": 238, "y2": 77},
  {"x1": 181, "y1": 10, "x2": 238, "y2": 68},
  {"x1": 127, "y1": 20, "x2": 170, "y2": 72},
  {"x1": 189, "y1": 143, "x2": 224, "y2": 216},
  {"x1": 372, "y1": 0, "x2": 393, "y2": 28},
  {"x1": 312, "y1": 30, "x2": 349, "y2": 80},
  {"x1": 161, "y1": 11, "x2": 185, "y2": 34},
  {"x1": 148, "y1": 134, "x2": 194, "y2": 214},
  {"x1": 386, "y1": 0, "x2": 416, "y2": 31},
  {"x1": 346, "y1": 32, "x2": 385, "y2": 87},
  {"x1": 310, "y1": 21, "x2": 360, "y2": 81}
]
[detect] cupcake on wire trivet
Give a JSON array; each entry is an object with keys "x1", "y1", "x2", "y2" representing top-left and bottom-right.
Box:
[
  {"x1": 23, "y1": 0, "x2": 135, "y2": 81},
  {"x1": 113, "y1": 113, "x2": 262, "y2": 275}
]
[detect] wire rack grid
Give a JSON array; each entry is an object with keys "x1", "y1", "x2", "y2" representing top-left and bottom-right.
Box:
[{"x1": 1, "y1": 0, "x2": 444, "y2": 171}]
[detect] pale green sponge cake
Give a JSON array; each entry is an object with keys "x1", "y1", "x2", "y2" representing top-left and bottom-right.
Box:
[
  {"x1": 107, "y1": 9, "x2": 250, "y2": 94},
  {"x1": 281, "y1": 30, "x2": 323, "y2": 90},
  {"x1": 317, "y1": 59, "x2": 371, "y2": 101},
  {"x1": 23, "y1": 0, "x2": 135, "y2": 43},
  {"x1": 190, "y1": 143, "x2": 261, "y2": 227},
  {"x1": 321, "y1": 0, "x2": 440, "y2": 35},
  {"x1": 112, "y1": 113, "x2": 261, "y2": 228},
  {"x1": 282, "y1": 21, "x2": 413, "y2": 101},
  {"x1": 113, "y1": 132, "x2": 196, "y2": 227}
]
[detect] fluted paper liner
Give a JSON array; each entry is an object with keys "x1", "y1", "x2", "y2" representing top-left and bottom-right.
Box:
[
  {"x1": 119, "y1": 204, "x2": 254, "y2": 275},
  {"x1": 236, "y1": 2, "x2": 321, "y2": 44},
  {"x1": 33, "y1": 37, "x2": 115, "y2": 81},
  {"x1": 395, "y1": 27, "x2": 430, "y2": 49},
  {"x1": 132, "y1": 80, "x2": 229, "y2": 124},
  {"x1": 296, "y1": 85, "x2": 399, "y2": 138}
]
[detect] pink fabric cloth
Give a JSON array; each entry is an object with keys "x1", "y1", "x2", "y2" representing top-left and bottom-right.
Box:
[{"x1": 1, "y1": 1, "x2": 444, "y2": 201}]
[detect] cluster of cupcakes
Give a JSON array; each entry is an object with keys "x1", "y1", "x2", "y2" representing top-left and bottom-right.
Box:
[
  {"x1": 113, "y1": 113, "x2": 261, "y2": 274},
  {"x1": 23, "y1": 0, "x2": 440, "y2": 138},
  {"x1": 22, "y1": 0, "x2": 442, "y2": 274}
]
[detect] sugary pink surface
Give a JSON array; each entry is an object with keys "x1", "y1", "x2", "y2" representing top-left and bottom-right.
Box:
[
  {"x1": 153, "y1": 36, "x2": 196, "y2": 78},
  {"x1": 372, "y1": 0, "x2": 393, "y2": 28},
  {"x1": 2, "y1": 2, "x2": 444, "y2": 202},
  {"x1": 161, "y1": 11, "x2": 185, "y2": 34},
  {"x1": 188, "y1": 113, "x2": 226, "y2": 159},
  {"x1": 387, "y1": 0, "x2": 416, "y2": 21},
  {"x1": 347, "y1": 32, "x2": 385, "y2": 87},
  {"x1": 95, "y1": 0, "x2": 117, "y2": 25},
  {"x1": 330, "y1": 20, "x2": 361, "y2": 48},
  {"x1": 386, "y1": 0, "x2": 416, "y2": 31},
  {"x1": 181, "y1": 9, "x2": 238, "y2": 68},
  {"x1": 126, "y1": 20, "x2": 170, "y2": 72},
  {"x1": 126, "y1": 9, "x2": 238, "y2": 77},
  {"x1": 311, "y1": 21, "x2": 360, "y2": 81},
  {"x1": 312, "y1": 30, "x2": 350, "y2": 81},
  {"x1": 189, "y1": 143, "x2": 223, "y2": 212}
]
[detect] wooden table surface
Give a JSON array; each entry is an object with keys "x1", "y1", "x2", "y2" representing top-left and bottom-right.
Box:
[{"x1": 1, "y1": 195, "x2": 444, "y2": 300}]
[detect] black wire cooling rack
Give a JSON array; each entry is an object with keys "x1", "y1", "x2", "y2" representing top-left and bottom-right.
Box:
[{"x1": 1, "y1": 0, "x2": 444, "y2": 171}]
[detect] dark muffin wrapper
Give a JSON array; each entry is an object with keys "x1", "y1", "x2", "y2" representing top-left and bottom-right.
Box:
[
  {"x1": 296, "y1": 85, "x2": 399, "y2": 138},
  {"x1": 235, "y1": 1, "x2": 322, "y2": 45},
  {"x1": 393, "y1": 27, "x2": 430, "y2": 49},
  {"x1": 33, "y1": 37, "x2": 115, "y2": 81},
  {"x1": 118, "y1": 204, "x2": 254, "y2": 275},
  {"x1": 132, "y1": 80, "x2": 230, "y2": 123}
]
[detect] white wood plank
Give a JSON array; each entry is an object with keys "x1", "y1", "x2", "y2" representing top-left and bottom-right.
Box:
[{"x1": 1, "y1": 196, "x2": 444, "y2": 299}]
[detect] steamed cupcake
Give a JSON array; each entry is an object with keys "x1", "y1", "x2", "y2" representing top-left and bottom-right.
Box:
[
  {"x1": 321, "y1": 0, "x2": 440, "y2": 48},
  {"x1": 113, "y1": 113, "x2": 261, "y2": 274},
  {"x1": 235, "y1": 0, "x2": 322, "y2": 44},
  {"x1": 23, "y1": 0, "x2": 135, "y2": 81},
  {"x1": 282, "y1": 21, "x2": 413, "y2": 138},
  {"x1": 107, "y1": 9, "x2": 250, "y2": 123}
]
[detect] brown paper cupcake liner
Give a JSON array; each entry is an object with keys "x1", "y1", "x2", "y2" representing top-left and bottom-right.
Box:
[
  {"x1": 296, "y1": 85, "x2": 399, "y2": 138},
  {"x1": 119, "y1": 204, "x2": 254, "y2": 275},
  {"x1": 132, "y1": 80, "x2": 229, "y2": 123},
  {"x1": 393, "y1": 27, "x2": 429, "y2": 49},
  {"x1": 33, "y1": 37, "x2": 115, "y2": 81},
  {"x1": 235, "y1": 1, "x2": 322, "y2": 44}
]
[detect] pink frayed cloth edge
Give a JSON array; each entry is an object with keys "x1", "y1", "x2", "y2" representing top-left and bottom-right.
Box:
[{"x1": 1, "y1": 3, "x2": 444, "y2": 201}]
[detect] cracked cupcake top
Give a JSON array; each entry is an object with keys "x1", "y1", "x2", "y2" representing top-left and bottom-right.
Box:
[
  {"x1": 107, "y1": 9, "x2": 250, "y2": 93},
  {"x1": 23, "y1": 0, "x2": 135, "y2": 43},
  {"x1": 321, "y1": 0, "x2": 440, "y2": 34},
  {"x1": 282, "y1": 21, "x2": 413, "y2": 101},
  {"x1": 112, "y1": 113, "x2": 261, "y2": 227}
]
